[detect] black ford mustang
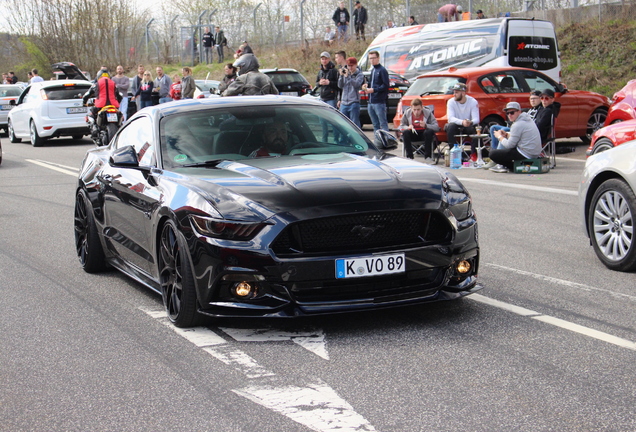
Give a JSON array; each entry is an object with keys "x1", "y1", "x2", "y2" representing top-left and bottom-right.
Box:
[{"x1": 74, "y1": 96, "x2": 480, "y2": 327}]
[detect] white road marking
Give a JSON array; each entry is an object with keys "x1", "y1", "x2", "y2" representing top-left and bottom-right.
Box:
[
  {"x1": 457, "y1": 177, "x2": 578, "y2": 196},
  {"x1": 139, "y1": 307, "x2": 376, "y2": 431},
  {"x1": 220, "y1": 327, "x2": 329, "y2": 360},
  {"x1": 234, "y1": 380, "x2": 377, "y2": 432},
  {"x1": 485, "y1": 263, "x2": 636, "y2": 302},
  {"x1": 26, "y1": 159, "x2": 78, "y2": 176},
  {"x1": 470, "y1": 294, "x2": 636, "y2": 351}
]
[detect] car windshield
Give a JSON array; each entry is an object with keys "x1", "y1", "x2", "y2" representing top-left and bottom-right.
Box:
[
  {"x1": 43, "y1": 84, "x2": 91, "y2": 100},
  {"x1": 160, "y1": 104, "x2": 374, "y2": 168},
  {"x1": 405, "y1": 76, "x2": 464, "y2": 96},
  {"x1": 196, "y1": 81, "x2": 218, "y2": 91},
  {"x1": 0, "y1": 86, "x2": 23, "y2": 97}
]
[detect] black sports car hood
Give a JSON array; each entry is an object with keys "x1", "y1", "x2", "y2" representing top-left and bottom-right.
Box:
[{"x1": 173, "y1": 153, "x2": 457, "y2": 221}]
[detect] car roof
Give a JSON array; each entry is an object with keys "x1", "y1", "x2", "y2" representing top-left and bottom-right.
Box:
[{"x1": 412, "y1": 66, "x2": 545, "y2": 81}]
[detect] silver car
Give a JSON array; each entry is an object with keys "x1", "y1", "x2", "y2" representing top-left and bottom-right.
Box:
[
  {"x1": 0, "y1": 84, "x2": 26, "y2": 134},
  {"x1": 579, "y1": 140, "x2": 636, "y2": 271}
]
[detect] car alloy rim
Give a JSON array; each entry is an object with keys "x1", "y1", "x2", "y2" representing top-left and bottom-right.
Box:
[
  {"x1": 159, "y1": 224, "x2": 183, "y2": 321},
  {"x1": 593, "y1": 189, "x2": 634, "y2": 261},
  {"x1": 74, "y1": 194, "x2": 89, "y2": 264},
  {"x1": 587, "y1": 112, "x2": 606, "y2": 138}
]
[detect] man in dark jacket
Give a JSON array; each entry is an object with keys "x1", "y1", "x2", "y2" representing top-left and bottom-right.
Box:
[
  {"x1": 223, "y1": 51, "x2": 278, "y2": 96},
  {"x1": 332, "y1": 2, "x2": 350, "y2": 42},
  {"x1": 352, "y1": 1, "x2": 368, "y2": 41},
  {"x1": 533, "y1": 89, "x2": 561, "y2": 143},
  {"x1": 316, "y1": 51, "x2": 339, "y2": 108},
  {"x1": 363, "y1": 50, "x2": 390, "y2": 132},
  {"x1": 213, "y1": 26, "x2": 227, "y2": 63}
]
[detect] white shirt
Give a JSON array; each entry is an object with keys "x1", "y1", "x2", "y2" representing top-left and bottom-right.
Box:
[{"x1": 447, "y1": 95, "x2": 479, "y2": 126}]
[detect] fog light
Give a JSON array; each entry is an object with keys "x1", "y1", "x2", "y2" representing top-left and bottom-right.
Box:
[
  {"x1": 456, "y1": 260, "x2": 471, "y2": 274},
  {"x1": 233, "y1": 281, "x2": 255, "y2": 298}
]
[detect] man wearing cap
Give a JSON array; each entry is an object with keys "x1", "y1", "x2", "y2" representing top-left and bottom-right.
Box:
[
  {"x1": 338, "y1": 57, "x2": 364, "y2": 127},
  {"x1": 445, "y1": 82, "x2": 480, "y2": 158},
  {"x1": 475, "y1": 9, "x2": 486, "y2": 19},
  {"x1": 533, "y1": 88, "x2": 561, "y2": 144},
  {"x1": 352, "y1": 1, "x2": 368, "y2": 41},
  {"x1": 487, "y1": 102, "x2": 542, "y2": 172},
  {"x1": 364, "y1": 50, "x2": 390, "y2": 133}
]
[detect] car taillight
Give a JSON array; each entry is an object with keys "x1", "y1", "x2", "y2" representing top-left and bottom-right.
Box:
[
  {"x1": 40, "y1": 89, "x2": 48, "y2": 100},
  {"x1": 197, "y1": 94, "x2": 205, "y2": 99},
  {"x1": 612, "y1": 91, "x2": 625, "y2": 103}
]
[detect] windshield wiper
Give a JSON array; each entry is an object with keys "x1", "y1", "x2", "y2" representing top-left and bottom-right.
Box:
[{"x1": 181, "y1": 159, "x2": 228, "y2": 168}]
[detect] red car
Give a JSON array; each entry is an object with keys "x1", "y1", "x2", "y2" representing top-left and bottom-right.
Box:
[
  {"x1": 394, "y1": 67, "x2": 610, "y2": 144},
  {"x1": 604, "y1": 79, "x2": 636, "y2": 125},
  {"x1": 586, "y1": 118, "x2": 636, "y2": 156}
]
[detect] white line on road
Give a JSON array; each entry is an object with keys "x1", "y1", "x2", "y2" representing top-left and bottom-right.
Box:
[
  {"x1": 220, "y1": 327, "x2": 329, "y2": 360},
  {"x1": 470, "y1": 294, "x2": 636, "y2": 351},
  {"x1": 26, "y1": 159, "x2": 79, "y2": 176},
  {"x1": 458, "y1": 177, "x2": 578, "y2": 196}
]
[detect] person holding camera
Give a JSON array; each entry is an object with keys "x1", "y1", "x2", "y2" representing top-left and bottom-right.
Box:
[{"x1": 338, "y1": 57, "x2": 364, "y2": 128}]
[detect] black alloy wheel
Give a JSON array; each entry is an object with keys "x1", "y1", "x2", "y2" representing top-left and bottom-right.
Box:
[
  {"x1": 159, "y1": 221, "x2": 199, "y2": 327},
  {"x1": 74, "y1": 189, "x2": 107, "y2": 273}
]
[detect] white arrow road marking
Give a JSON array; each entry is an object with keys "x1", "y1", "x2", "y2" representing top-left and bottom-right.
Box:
[
  {"x1": 234, "y1": 380, "x2": 377, "y2": 432},
  {"x1": 139, "y1": 307, "x2": 377, "y2": 431},
  {"x1": 220, "y1": 327, "x2": 329, "y2": 360}
]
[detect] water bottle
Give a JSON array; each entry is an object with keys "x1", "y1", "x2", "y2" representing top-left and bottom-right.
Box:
[{"x1": 450, "y1": 143, "x2": 462, "y2": 169}]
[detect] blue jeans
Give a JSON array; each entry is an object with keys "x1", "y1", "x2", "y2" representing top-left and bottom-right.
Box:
[
  {"x1": 337, "y1": 24, "x2": 349, "y2": 42},
  {"x1": 368, "y1": 102, "x2": 389, "y2": 132},
  {"x1": 159, "y1": 97, "x2": 173, "y2": 104},
  {"x1": 340, "y1": 102, "x2": 361, "y2": 128},
  {"x1": 489, "y1": 125, "x2": 510, "y2": 150},
  {"x1": 119, "y1": 97, "x2": 128, "y2": 121},
  {"x1": 139, "y1": 99, "x2": 153, "y2": 109}
]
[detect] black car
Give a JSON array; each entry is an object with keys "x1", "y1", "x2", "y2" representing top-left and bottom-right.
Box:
[
  {"x1": 261, "y1": 68, "x2": 312, "y2": 96},
  {"x1": 359, "y1": 70, "x2": 410, "y2": 127},
  {"x1": 74, "y1": 96, "x2": 480, "y2": 327},
  {"x1": 51, "y1": 62, "x2": 90, "y2": 81}
]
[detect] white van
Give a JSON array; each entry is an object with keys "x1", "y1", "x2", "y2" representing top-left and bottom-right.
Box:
[{"x1": 358, "y1": 18, "x2": 561, "y2": 82}]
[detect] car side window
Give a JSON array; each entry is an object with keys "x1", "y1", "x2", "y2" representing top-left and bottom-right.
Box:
[
  {"x1": 493, "y1": 74, "x2": 522, "y2": 93},
  {"x1": 115, "y1": 116, "x2": 156, "y2": 167},
  {"x1": 520, "y1": 71, "x2": 557, "y2": 94}
]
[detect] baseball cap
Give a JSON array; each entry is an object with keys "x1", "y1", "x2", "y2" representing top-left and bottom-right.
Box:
[
  {"x1": 504, "y1": 101, "x2": 521, "y2": 112},
  {"x1": 456, "y1": 5, "x2": 463, "y2": 12},
  {"x1": 451, "y1": 83, "x2": 467, "y2": 92},
  {"x1": 541, "y1": 88, "x2": 555, "y2": 98},
  {"x1": 476, "y1": 9, "x2": 483, "y2": 13},
  {"x1": 355, "y1": 1, "x2": 360, "y2": 4},
  {"x1": 530, "y1": 90, "x2": 542, "y2": 97},
  {"x1": 320, "y1": 51, "x2": 331, "y2": 59},
  {"x1": 346, "y1": 57, "x2": 358, "y2": 66}
]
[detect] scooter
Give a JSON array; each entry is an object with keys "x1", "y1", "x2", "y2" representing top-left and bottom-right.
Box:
[{"x1": 85, "y1": 100, "x2": 123, "y2": 147}]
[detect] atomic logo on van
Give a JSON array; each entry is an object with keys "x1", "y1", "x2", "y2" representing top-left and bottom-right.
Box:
[
  {"x1": 408, "y1": 39, "x2": 482, "y2": 71},
  {"x1": 517, "y1": 42, "x2": 551, "y2": 50}
]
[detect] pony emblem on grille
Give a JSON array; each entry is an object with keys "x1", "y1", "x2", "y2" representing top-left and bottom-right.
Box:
[{"x1": 351, "y1": 224, "x2": 384, "y2": 239}]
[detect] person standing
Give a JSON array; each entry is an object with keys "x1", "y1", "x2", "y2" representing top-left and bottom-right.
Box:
[
  {"x1": 169, "y1": 74, "x2": 182, "y2": 101},
  {"x1": 334, "y1": 50, "x2": 347, "y2": 108},
  {"x1": 154, "y1": 66, "x2": 172, "y2": 104},
  {"x1": 475, "y1": 9, "x2": 487, "y2": 19},
  {"x1": 438, "y1": 4, "x2": 461, "y2": 22},
  {"x1": 352, "y1": 1, "x2": 368, "y2": 41},
  {"x1": 132, "y1": 71, "x2": 154, "y2": 109},
  {"x1": 8, "y1": 72, "x2": 17, "y2": 84},
  {"x1": 338, "y1": 57, "x2": 364, "y2": 128},
  {"x1": 218, "y1": 64, "x2": 237, "y2": 94},
  {"x1": 363, "y1": 50, "x2": 390, "y2": 133},
  {"x1": 202, "y1": 27, "x2": 214, "y2": 64},
  {"x1": 408, "y1": 16, "x2": 418, "y2": 25},
  {"x1": 112, "y1": 65, "x2": 130, "y2": 120},
  {"x1": 181, "y1": 67, "x2": 195, "y2": 99},
  {"x1": 316, "y1": 52, "x2": 339, "y2": 109},
  {"x1": 30, "y1": 69, "x2": 44, "y2": 83},
  {"x1": 214, "y1": 26, "x2": 227, "y2": 63},
  {"x1": 445, "y1": 82, "x2": 479, "y2": 159},
  {"x1": 332, "y1": 2, "x2": 350, "y2": 43},
  {"x1": 399, "y1": 97, "x2": 439, "y2": 161}
]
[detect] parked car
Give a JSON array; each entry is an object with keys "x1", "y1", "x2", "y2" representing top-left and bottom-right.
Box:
[
  {"x1": 0, "y1": 84, "x2": 26, "y2": 135},
  {"x1": 579, "y1": 140, "x2": 636, "y2": 272},
  {"x1": 51, "y1": 62, "x2": 90, "y2": 81},
  {"x1": 194, "y1": 80, "x2": 221, "y2": 98},
  {"x1": 604, "y1": 79, "x2": 636, "y2": 125},
  {"x1": 8, "y1": 80, "x2": 91, "y2": 146},
  {"x1": 261, "y1": 68, "x2": 312, "y2": 96},
  {"x1": 394, "y1": 67, "x2": 610, "y2": 144},
  {"x1": 586, "y1": 118, "x2": 636, "y2": 156},
  {"x1": 74, "y1": 96, "x2": 480, "y2": 327},
  {"x1": 359, "y1": 70, "x2": 410, "y2": 127}
]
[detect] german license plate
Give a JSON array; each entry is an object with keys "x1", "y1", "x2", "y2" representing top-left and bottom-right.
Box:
[
  {"x1": 67, "y1": 107, "x2": 87, "y2": 114},
  {"x1": 388, "y1": 93, "x2": 402, "y2": 99},
  {"x1": 106, "y1": 112, "x2": 118, "y2": 122},
  {"x1": 1, "y1": 105, "x2": 12, "y2": 110},
  {"x1": 335, "y1": 253, "x2": 405, "y2": 279},
  {"x1": 280, "y1": 91, "x2": 298, "y2": 96}
]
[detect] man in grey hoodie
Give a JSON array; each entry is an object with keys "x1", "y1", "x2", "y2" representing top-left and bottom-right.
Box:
[
  {"x1": 337, "y1": 57, "x2": 365, "y2": 127},
  {"x1": 223, "y1": 49, "x2": 278, "y2": 96},
  {"x1": 488, "y1": 101, "x2": 542, "y2": 173}
]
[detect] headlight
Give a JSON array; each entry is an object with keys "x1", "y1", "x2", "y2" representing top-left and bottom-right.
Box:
[{"x1": 190, "y1": 215, "x2": 267, "y2": 240}]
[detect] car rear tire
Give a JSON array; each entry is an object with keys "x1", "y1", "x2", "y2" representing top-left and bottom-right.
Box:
[
  {"x1": 588, "y1": 179, "x2": 636, "y2": 272},
  {"x1": 590, "y1": 137, "x2": 615, "y2": 155},
  {"x1": 8, "y1": 120, "x2": 21, "y2": 143},
  {"x1": 30, "y1": 121, "x2": 45, "y2": 147},
  {"x1": 72, "y1": 134, "x2": 84, "y2": 140},
  {"x1": 581, "y1": 108, "x2": 608, "y2": 145},
  {"x1": 74, "y1": 189, "x2": 108, "y2": 273},
  {"x1": 159, "y1": 220, "x2": 200, "y2": 328}
]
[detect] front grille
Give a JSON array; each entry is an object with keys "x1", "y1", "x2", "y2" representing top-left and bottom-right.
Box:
[{"x1": 271, "y1": 211, "x2": 452, "y2": 257}]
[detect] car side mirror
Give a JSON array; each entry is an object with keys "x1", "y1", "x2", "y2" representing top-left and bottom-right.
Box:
[
  {"x1": 556, "y1": 83, "x2": 568, "y2": 94},
  {"x1": 109, "y1": 145, "x2": 140, "y2": 168},
  {"x1": 10, "y1": 99, "x2": 16, "y2": 106}
]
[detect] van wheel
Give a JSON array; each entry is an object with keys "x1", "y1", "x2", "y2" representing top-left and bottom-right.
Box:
[{"x1": 581, "y1": 108, "x2": 607, "y2": 145}]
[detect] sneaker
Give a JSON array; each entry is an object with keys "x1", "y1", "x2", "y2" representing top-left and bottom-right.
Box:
[
  {"x1": 490, "y1": 164, "x2": 509, "y2": 173},
  {"x1": 481, "y1": 160, "x2": 496, "y2": 169}
]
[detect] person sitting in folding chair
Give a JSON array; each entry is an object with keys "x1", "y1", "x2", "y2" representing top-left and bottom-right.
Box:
[
  {"x1": 488, "y1": 102, "x2": 542, "y2": 173},
  {"x1": 399, "y1": 97, "x2": 439, "y2": 162},
  {"x1": 533, "y1": 89, "x2": 561, "y2": 144}
]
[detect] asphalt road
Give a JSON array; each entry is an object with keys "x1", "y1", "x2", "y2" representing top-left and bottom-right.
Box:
[{"x1": 1, "y1": 136, "x2": 635, "y2": 432}]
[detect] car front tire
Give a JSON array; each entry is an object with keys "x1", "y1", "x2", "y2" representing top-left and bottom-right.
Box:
[
  {"x1": 74, "y1": 189, "x2": 108, "y2": 273},
  {"x1": 159, "y1": 220, "x2": 200, "y2": 327},
  {"x1": 591, "y1": 137, "x2": 615, "y2": 155},
  {"x1": 8, "y1": 120, "x2": 21, "y2": 143},
  {"x1": 30, "y1": 121, "x2": 45, "y2": 147},
  {"x1": 588, "y1": 179, "x2": 636, "y2": 272}
]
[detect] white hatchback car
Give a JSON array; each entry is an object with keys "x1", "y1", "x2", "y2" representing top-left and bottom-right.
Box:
[{"x1": 8, "y1": 80, "x2": 91, "y2": 146}]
